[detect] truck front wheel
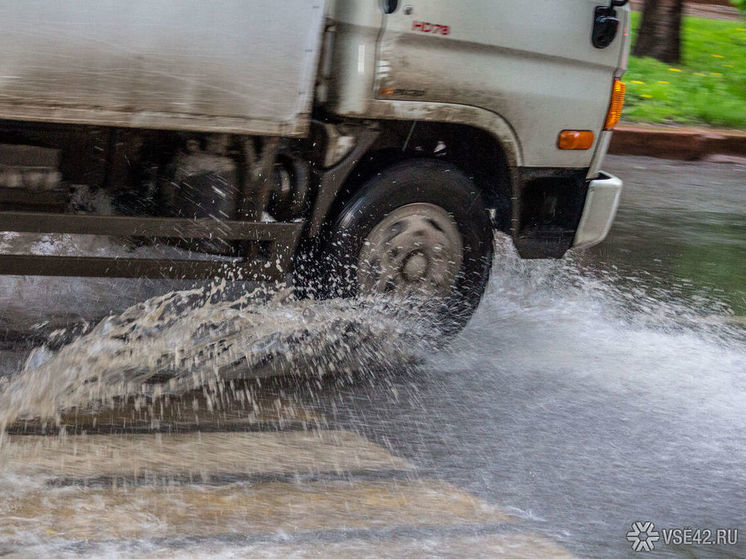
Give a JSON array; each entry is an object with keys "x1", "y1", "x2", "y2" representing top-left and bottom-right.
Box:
[{"x1": 322, "y1": 159, "x2": 494, "y2": 333}]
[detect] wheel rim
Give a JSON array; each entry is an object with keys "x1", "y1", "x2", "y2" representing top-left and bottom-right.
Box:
[{"x1": 357, "y1": 203, "x2": 463, "y2": 297}]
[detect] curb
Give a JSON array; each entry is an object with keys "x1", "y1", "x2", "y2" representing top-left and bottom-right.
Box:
[{"x1": 608, "y1": 124, "x2": 746, "y2": 161}]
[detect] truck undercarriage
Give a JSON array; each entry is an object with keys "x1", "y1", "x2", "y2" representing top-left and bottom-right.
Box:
[{"x1": 0, "y1": 119, "x2": 591, "y2": 281}]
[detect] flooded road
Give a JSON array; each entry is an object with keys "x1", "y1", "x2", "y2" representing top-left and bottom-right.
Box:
[{"x1": 1, "y1": 155, "x2": 745, "y2": 557}]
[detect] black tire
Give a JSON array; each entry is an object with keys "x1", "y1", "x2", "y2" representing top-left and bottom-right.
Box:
[{"x1": 320, "y1": 158, "x2": 493, "y2": 334}]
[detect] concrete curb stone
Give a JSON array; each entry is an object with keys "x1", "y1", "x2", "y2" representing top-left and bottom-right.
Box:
[{"x1": 608, "y1": 124, "x2": 746, "y2": 161}]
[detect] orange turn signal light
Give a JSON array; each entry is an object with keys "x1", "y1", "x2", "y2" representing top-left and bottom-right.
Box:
[
  {"x1": 604, "y1": 78, "x2": 626, "y2": 130},
  {"x1": 557, "y1": 130, "x2": 595, "y2": 150}
]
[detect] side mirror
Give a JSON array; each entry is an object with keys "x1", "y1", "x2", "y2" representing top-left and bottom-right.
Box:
[
  {"x1": 592, "y1": 0, "x2": 627, "y2": 49},
  {"x1": 381, "y1": 0, "x2": 399, "y2": 14},
  {"x1": 592, "y1": 8, "x2": 620, "y2": 49}
]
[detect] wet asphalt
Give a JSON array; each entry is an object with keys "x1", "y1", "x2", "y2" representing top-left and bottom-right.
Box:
[{"x1": 1, "y1": 155, "x2": 745, "y2": 558}]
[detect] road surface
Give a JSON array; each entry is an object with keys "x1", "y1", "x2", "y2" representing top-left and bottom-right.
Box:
[{"x1": 0, "y1": 155, "x2": 744, "y2": 557}]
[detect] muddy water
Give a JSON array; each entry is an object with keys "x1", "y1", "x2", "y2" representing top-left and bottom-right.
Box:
[
  {"x1": 322, "y1": 155, "x2": 746, "y2": 558},
  {"x1": 0, "y1": 287, "x2": 435, "y2": 433},
  {"x1": 0, "y1": 155, "x2": 744, "y2": 557}
]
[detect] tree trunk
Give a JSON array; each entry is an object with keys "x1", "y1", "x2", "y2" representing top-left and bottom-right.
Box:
[{"x1": 632, "y1": 0, "x2": 685, "y2": 64}]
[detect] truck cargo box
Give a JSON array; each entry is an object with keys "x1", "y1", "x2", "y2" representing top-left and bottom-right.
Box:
[{"x1": 0, "y1": 0, "x2": 326, "y2": 136}]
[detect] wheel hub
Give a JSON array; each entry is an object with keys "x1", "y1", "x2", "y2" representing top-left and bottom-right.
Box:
[
  {"x1": 357, "y1": 203, "x2": 463, "y2": 297},
  {"x1": 402, "y1": 251, "x2": 429, "y2": 282}
]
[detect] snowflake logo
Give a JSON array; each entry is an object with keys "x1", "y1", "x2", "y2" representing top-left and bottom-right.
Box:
[{"x1": 627, "y1": 521, "x2": 660, "y2": 552}]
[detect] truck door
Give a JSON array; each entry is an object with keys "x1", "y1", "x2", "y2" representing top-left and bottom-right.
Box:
[{"x1": 373, "y1": 0, "x2": 629, "y2": 168}]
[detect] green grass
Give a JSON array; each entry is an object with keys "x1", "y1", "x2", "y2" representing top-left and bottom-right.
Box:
[{"x1": 624, "y1": 12, "x2": 746, "y2": 128}]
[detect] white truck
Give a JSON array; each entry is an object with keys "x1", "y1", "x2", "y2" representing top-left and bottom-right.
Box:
[{"x1": 0, "y1": 0, "x2": 629, "y2": 328}]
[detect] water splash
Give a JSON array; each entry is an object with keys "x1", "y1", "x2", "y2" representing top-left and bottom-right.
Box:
[
  {"x1": 441, "y1": 238, "x2": 746, "y2": 420},
  {"x1": 0, "y1": 235, "x2": 744, "y2": 557},
  {"x1": 0, "y1": 283, "x2": 438, "y2": 435}
]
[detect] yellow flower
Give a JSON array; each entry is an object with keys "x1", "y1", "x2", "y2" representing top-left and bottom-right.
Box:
[
  {"x1": 712, "y1": 54, "x2": 724, "y2": 59},
  {"x1": 668, "y1": 68, "x2": 682, "y2": 72},
  {"x1": 630, "y1": 80, "x2": 646, "y2": 85},
  {"x1": 722, "y1": 64, "x2": 734, "y2": 68},
  {"x1": 694, "y1": 72, "x2": 707, "y2": 77},
  {"x1": 640, "y1": 94, "x2": 653, "y2": 99},
  {"x1": 657, "y1": 80, "x2": 670, "y2": 84},
  {"x1": 711, "y1": 72, "x2": 723, "y2": 77}
]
